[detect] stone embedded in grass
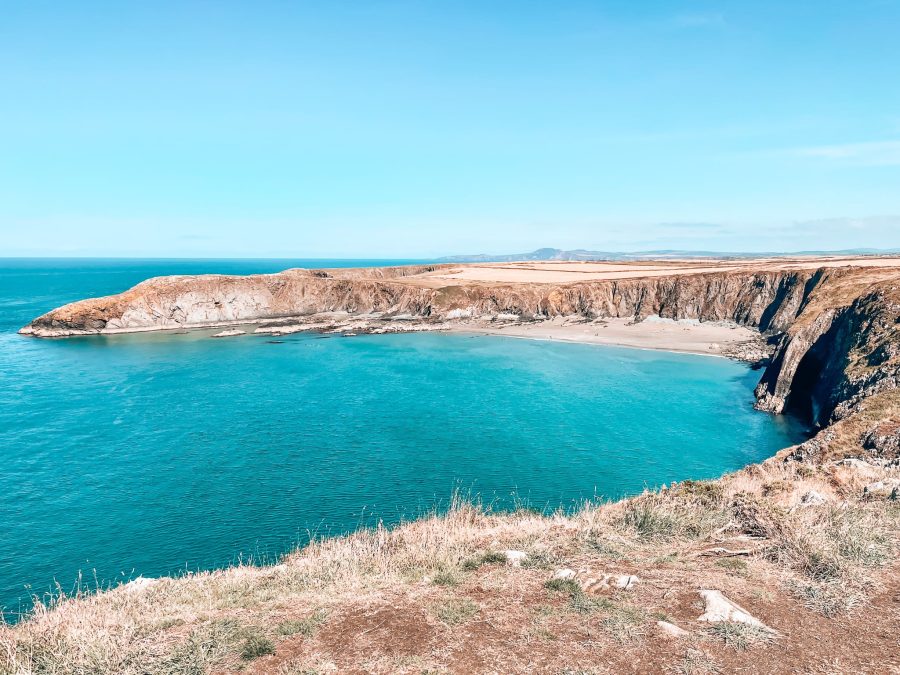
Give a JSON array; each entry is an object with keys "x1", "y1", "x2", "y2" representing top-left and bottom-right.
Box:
[
  {"x1": 863, "y1": 478, "x2": 900, "y2": 499},
  {"x1": 656, "y1": 620, "x2": 690, "y2": 638},
  {"x1": 120, "y1": 576, "x2": 158, "y2": 594},
  {"x1": 616, "y1": 574, "x2": 639, "y2": 590},
  {"x1": 696, "y1": 590, "x2": 771, "y2": 631},
  {"x1": 797, "y1": 490, "x2": 828, "y2": 507},
  {"x1": 552, "y1": 568, "x2": 577, "y2": 580},
  {"x1": 504, "y1": 550, "x2": 528, "y2": 567}
]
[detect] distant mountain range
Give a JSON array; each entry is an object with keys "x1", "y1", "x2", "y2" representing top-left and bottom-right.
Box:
[{"x1": 436, "y1": 247, "x2": 900, "y2": 263}]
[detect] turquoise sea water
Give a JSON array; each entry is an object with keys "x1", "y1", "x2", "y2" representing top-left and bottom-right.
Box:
[{"x1": 0, "y1": 259, "x2": 807, "y2": 620}]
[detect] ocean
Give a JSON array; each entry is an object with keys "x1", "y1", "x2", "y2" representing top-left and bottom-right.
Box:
[{"x1": 0, "y1": 259, "x2": 807, "y2": 619}]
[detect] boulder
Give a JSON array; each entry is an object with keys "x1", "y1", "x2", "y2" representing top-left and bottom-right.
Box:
[{"x1": 696, "y1": 589, "x2": 769, "y2": 629}]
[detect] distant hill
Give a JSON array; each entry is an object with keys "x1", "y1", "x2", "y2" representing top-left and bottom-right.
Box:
[{"x1": 436, "y1": 247, "x2": 900, "y2": 263}]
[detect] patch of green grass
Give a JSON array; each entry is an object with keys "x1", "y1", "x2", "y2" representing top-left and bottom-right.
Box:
[
  {"x1": 706, "y1": 622, "x2": 773, "y2": 651},
  {"x1": 786, "y1": 579, "x2": 863, "y2": 617},
  {"x1": 583, "y1": 539, "x2": 624, "y2": 559},
  {"x1": 277, "y1": 609, "x2": 327, "y2": 637},
  {"x1": 520, "y1": 551, "x2": 554, "y2": 570},
  {"x1": 241, "y1": 632, "x2": 276, "y2": 660},
  {"x1": 715, "y1": 558, "x2": 748, "y2": 573},
  {"x1": 432, "y1": 569, "x2": 460, "y2": 586},
  {"x1": 570, "y1": 592, "x2": 614, "y2": 614},
  {"x1": 162, "y1": 619, "x2": 245, "y2": 673},
  {"x1": 601, "y1": 604, "x2": 647, "y2": 643},
  {"x1": 676, "y1": 648, "x2": 721, "y2": 675},
  {"x1": 543, "y1": 577, "x2": 614, "y2": 614},
  {"x1": 543, "y1": 578, "x2": 580, "y2": 595},
  {"x1": 433, "y1": 598, "x2": 478, "y2": 625},
  {"x1": 461, "y1": 550, "x2": 507, "y2": 571}
]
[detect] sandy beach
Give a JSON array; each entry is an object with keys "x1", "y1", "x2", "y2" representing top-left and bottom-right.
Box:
[{"x1": 449, "y1": 316, "x2": 762, "y2": 357}]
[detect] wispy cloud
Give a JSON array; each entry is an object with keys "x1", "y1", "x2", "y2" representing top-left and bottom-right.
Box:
[
  {"x1": 789, "y1": 215, "x2": 900, "y2": 233},
  {"x1": 791, "y1": 140, "x2": 900, "y2": 166}
]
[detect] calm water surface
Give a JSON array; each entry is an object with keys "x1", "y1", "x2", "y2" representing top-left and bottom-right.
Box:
[{"x1": 0, "y1": 259, "x2": 807, "y2": 619}]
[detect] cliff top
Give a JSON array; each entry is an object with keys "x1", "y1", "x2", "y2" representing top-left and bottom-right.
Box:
[{"x1": 320, "y1": 255, "x2": 900, "y2": 287}]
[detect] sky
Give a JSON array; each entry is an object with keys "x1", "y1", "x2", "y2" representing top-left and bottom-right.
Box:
[{"x1": 2, "y1": 1, "x2": 900, "y2": 258}]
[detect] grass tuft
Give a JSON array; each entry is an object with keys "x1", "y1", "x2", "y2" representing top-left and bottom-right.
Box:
[
  {"x1": 433, "y1": 598, "x2": 478, "y2": 625},
  {"x1": 241, "y1": 632, "x2": 276, "y2": 660},
  {"x1": 277, "y1": 609, "x2": 327, "y2": 637},
  {"x1": 706, "y1": 622, "x2": 774, "y2": 651},
  {"x1": 461, "y1": 550, "x2": 507, "y2": 571}
]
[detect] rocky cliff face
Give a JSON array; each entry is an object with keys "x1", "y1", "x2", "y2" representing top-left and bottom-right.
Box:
[{"x1": 20, "y1": 264, "x2": 900, "y2": 429}]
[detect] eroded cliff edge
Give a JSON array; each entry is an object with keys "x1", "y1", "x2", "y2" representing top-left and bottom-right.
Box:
[{"x1": 19, "y1": 262, "x2": 900, "y2": 430}]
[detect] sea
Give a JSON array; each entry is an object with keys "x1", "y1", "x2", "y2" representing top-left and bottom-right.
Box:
[{"x1": 0, "y1": 258, "x2": 807, "y2": 620}]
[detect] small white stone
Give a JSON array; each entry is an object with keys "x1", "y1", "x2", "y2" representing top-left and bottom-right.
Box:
[
  {"x1": 122, "y1": 576, "x2": 157, "y2": 594},
  {"x1": 616, "y1": 574, "x2": 640, "y2": 590},
  {"x1": 504, "y1": 550, "x2": 528, "y2": 567},
  {"x1": 657, "y1": 620, "x2": 690, "y2": 638},
  {"x1": 552, "y1": 569, "x2": 577, "y2": 580}
]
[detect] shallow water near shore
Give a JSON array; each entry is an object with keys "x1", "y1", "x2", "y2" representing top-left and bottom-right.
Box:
[{"x1": 0, "y1": 260, "x2": 808, "y2": 620}]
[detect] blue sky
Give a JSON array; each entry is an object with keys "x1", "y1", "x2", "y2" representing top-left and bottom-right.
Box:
[{"x1": 2, "y1": 1, "x2": 900, "y2": 257}]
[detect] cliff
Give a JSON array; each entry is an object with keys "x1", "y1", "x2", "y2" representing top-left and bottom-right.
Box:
[{"x1": 19, "y1": 260, "x2": 900, "y2": 429}]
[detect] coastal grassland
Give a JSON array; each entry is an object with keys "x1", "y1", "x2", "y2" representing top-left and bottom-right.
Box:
[{"x1": 3, "y1": 431, "x2": 898, "y2": 674}]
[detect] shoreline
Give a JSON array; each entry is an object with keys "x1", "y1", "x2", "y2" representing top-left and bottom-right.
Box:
[
  {"x1": 25, "y1": 313, "x2": 768, "y2": 361},
  {"x1": 445, "y1": 317, "x2": 763, "y2": 359}
]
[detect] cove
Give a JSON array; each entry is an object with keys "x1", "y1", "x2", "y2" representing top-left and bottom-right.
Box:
[{"x1": 0, "y1": 325, "x2": 806, "y2": 618}]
